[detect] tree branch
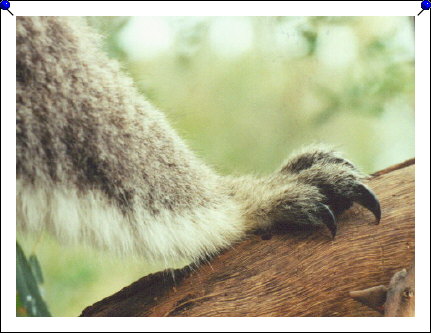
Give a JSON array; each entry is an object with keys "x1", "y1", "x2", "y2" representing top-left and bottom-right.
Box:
[{"x1": 81, "y1": 159, "x2": 415, "y2": 317}]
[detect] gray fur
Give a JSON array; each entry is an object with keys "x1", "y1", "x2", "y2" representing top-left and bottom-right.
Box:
[{"x1": 17, "y1": 16, "x2": 217, "y2": 215}]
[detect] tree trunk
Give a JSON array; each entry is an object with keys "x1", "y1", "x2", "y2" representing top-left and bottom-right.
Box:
[{"x1": 81, "y1": 159, "x2": 415, "y2": 317}]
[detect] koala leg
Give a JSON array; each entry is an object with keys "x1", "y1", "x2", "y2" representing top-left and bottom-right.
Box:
[{"x1": 16, "y1": 17, "x2": 380, "y2": 266}]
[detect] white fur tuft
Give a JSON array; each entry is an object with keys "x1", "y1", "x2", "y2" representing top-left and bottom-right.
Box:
[{"x1": 16, "y1": 179, "x2": 246, "y2": 268}]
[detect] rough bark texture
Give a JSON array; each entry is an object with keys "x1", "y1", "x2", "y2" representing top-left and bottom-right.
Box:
[
  {"x1": 350, "y1": 262, "x2": 415, "y2": 316},
  {"x1": 81, "y1": 159, "x2": 415, "y2": 317}
]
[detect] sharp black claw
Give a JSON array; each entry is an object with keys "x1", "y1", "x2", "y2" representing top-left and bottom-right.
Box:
[
  {"x1": 318, "y1": 203, "x2": 337, "y2": 239},
  {"x1": 354, "y1": 184, "x2": 381, "y2": 224}
]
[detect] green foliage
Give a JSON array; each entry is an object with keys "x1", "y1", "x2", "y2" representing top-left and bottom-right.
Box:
[
  {"x1": 16, "y1": 242, "x2": 51, "y2": 317},
  {"x1": 85, "y1": 17, "x2": 130, "y2": 60},
  {"x1": 28, "y1": 254, "x2": 44, "y2": 284}
]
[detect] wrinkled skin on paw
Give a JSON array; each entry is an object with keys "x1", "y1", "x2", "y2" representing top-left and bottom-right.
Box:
[{"x1": 227, "y1": 145, "x2": 381, "y2": 239}]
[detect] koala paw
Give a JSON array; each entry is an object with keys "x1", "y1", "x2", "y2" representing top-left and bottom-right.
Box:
[{"x1": 248, "y1": 145, "x2": 381, "y2": 239}]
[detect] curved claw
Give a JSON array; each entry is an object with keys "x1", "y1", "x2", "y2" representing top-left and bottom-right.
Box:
[
  {"x1": 317, "y1": 203, "x2": 337, "y2": 239},
  {"x1": 354, "y1": 184, "x2": 381, "y2": 224}
]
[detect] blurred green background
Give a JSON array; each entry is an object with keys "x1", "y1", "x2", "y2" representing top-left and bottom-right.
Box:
[{"x1": 17, "y1": 16, "x2": 415, "y2": 316}]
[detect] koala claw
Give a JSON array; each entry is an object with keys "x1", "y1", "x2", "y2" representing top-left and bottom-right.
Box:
[
  {"x1": 352, "y1": 184, "x2": 381, "y2": 224},
  {"x1": 317, "y1": 203, "x2": 337, "y2": 239},
  {"x1": 231, "y1": 146, "x2": 382, "y2": 240},
  {"x1": 271, "y1": 146, "x2": 382, "y2": 238}
]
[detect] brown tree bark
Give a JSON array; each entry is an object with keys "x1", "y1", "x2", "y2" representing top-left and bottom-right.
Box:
[{"x1": 81, "y1": 159, "x2": 415, "y2": 317}]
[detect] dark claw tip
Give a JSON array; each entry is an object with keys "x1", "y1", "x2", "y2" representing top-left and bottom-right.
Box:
[
  {"x1": 318, "y1": 203, "x2": 337, "y2": 239},
  {"x1": 354, "y1": 184, "x2": 381, "y2": 224}
]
